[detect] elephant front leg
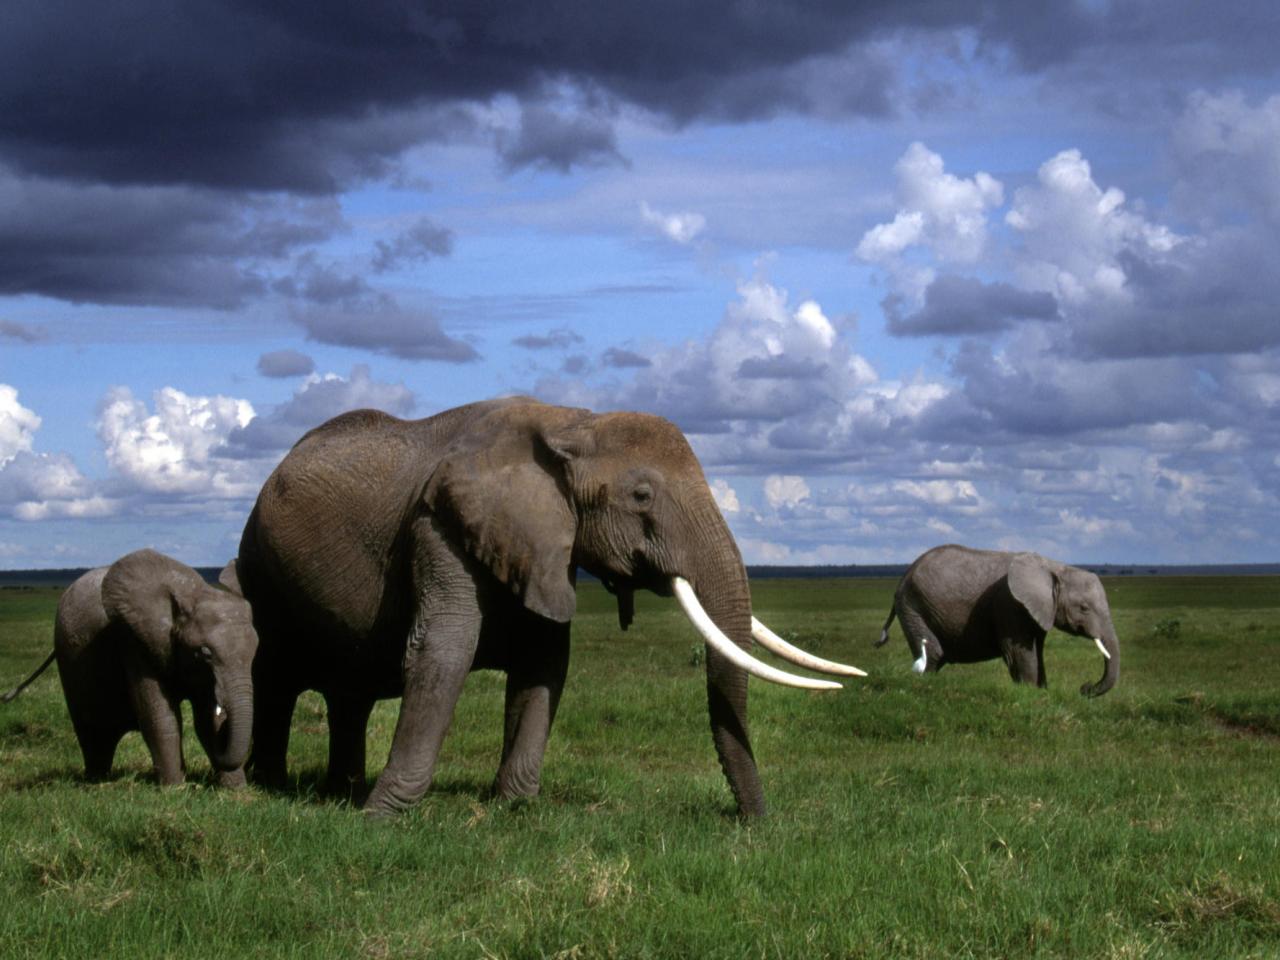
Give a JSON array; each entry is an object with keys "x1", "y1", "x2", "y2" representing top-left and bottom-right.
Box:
[
  {"x1": 364, "y1": 514, "x2": 482, "y2": 818},
  {"x1": 364, "y1": 617, "x2": 479, "y2": 817},
  {"x1": 126, "y1": 669, "x2": 186, "y2": 785},
  {"x1": 493, "y1": 621, "x2": 570, "y2": 800},
  {"x1": 1003, "y1": 632, "x2": 1047, "y2": 687},
  {"x1": 249, "y1": 683, "x2": 299, "y2": 790}
]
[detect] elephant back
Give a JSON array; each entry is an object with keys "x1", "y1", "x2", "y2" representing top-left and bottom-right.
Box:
[{"x1": 53, "y1": 567, "x2": 111, "y2": 660}]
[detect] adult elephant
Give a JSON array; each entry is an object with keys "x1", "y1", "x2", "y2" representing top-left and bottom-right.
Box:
[
  {"x1": 238, "y1": 398, "x2": 862, "y2": 817},
  {"x1": 876, "y1": 544, "x2": 1119, "y2": 697}
]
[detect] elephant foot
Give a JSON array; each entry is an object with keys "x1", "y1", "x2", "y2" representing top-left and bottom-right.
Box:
[
  {"x1": 363, "y1": 776, "x2": 425, "y2": 819},
  {"x1": 249, "y1": 762, "x2": 289, "y2": 792},
  {"x1": 215, "y1": 768, "x2": 248, "y2": 789},
  {"x1": 323, "y1": 773, "x2": 369, "y2": 804}
]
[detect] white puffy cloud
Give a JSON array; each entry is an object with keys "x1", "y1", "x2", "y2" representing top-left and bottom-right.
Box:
[
  {"x1": 639, "y1": 201, "x2": 707, "y2": 245},
  {"x1": 1006, "y1": 148, "x2": 1184, "y2": 308},
  {"x1": 0, "y1": 384, "x2": 40, "y2": 464},
  {"x1": 857, "y1": 142, "x2": 1003, "y2": 266},
  {"x1": 708, "y1": 478, "x2": 740, "y2": 514},
  {"x1": 221, "y1": 364, "x2": 415, "y2": 456},
  {"x1": 0, "y1": 386, "x2": 114, "y2": 521},
  {"x1": 763, "y1": 475, "x2": 810, "y2": 509},
  {"x1": 97, "y1": 385, "x2": 258, "y2": 497}
]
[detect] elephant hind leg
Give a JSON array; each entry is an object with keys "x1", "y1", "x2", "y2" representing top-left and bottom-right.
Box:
[
  {"x1": 324, "y1": 693, "x2": 375, "y2": 799},
  {"x1": 78, "y1": 726, "x2": 129, "y2": 781},
  {"x1": 896, "y1": 608, "x2": 944, "y2": 674},
  {"x1": 493, "y1": 622, "x2": 570, "y2": 801}
]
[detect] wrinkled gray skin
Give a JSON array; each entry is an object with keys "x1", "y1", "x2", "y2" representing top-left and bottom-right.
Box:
[
  {"x1": 52, "y1": 550, "x2": 258, "y2": 785},
  {"x1": 239, "y1": 398, "x2": 769, "y2": 817},
  {"x1": 877, "y1": 544, "x2": 1120, "y2": 697}
]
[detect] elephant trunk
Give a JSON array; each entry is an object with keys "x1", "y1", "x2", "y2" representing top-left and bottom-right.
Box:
[
  {"x1": 208, "y1": 678, "x2": 254, "y2": 771},
  {"x1": 685, "y1": 517, "x2": 765, "y2": 818},
  {"x1": 1080, "y1": 628, "x2": 1120, "y2": 698}
]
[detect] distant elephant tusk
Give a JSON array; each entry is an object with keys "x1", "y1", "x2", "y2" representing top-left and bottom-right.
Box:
[
  {"x1": 750, "y1": 618, "x2": 867, "y2": 677},
  {"x1": 672, "y1": 578, "x2": 841, "y2": 691},
  {"x1": 1093, "y1": 637, "x2": 1111, "y2": 661}
]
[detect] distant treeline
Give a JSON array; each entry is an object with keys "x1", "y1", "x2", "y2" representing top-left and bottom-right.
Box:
[{"x1": 3, "y1": 562, "x2": 1278, "y2": 590}]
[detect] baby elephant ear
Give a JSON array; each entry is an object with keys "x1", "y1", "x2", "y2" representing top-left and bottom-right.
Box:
[
  {"x1": 424, "y1": 403, "x2": 594, "y2": 623},
  {"x1": 1007, "y1": 552, "x2": 1056, "y2": 632},
  {"x1": 101, "y1": 549, "x2": 206, "y2": 665},
  {"x1": 218, "y1": 558, "x2": 244, "y2": 596}
]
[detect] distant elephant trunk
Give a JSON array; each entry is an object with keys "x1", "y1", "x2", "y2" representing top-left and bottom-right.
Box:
[
  {"x1": 208, "y1": 678, "x2": 254, "y2": 771},
  {"x1": 1080, "y1": 628, "x2": 1120, "y2": 698},
  {"x1": 684, "y1": 508, "x2": 766, "y2": 817}
]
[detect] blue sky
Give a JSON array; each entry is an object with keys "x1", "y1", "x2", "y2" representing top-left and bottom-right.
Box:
[{"x1": 2, "y1": 1, "x2": 1279, "y2": 568}]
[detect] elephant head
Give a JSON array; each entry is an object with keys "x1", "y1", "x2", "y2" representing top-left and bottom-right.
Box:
[
  {"x1": 101, "y1": 549, "x2": 258, "y2": 771},
  {"x1": 425, "y1": 402, "x2": 862, "y2": 816},
  {"x1": 1008, "y1": 553, "x2": 1119, "y2": 697}
]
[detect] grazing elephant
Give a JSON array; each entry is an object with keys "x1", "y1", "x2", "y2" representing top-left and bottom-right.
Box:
[
  {"x1": 876, "y1": 544, "x2": 1119, "y2": 697},
  {"x1": 3, "y1": 550, "x2": 258, "y2": 785},
  {"x1": 237, "y1": 397, "x2": 863, "y2": 817}
]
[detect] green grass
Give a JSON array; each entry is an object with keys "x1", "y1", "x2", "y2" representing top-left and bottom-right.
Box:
[{"x1": 2, "y1": 576, "x2": 1278, "y2": 959}]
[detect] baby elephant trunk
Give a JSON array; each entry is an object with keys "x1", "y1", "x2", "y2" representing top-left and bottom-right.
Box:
[
  {"x1": 1080, "y1": 628, "x2": 1120, "y2": 698},
  {"x1": 207, "y1": 679, "x2": 254, "y2": 771}
]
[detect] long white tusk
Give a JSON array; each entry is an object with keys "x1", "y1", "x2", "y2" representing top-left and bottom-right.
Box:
[
  {"x1": 672, "y1": 578, "x2": 841, "y2": 690},
  {"x1": 1093, "y1": 637, "x2": 1111, "y2": 661},
  {"x1": 750, "y1": 618, "x2": 867, "y2": 677}
]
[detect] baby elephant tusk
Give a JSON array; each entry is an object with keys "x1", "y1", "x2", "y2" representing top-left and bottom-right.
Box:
[
  {"x1": 750, "y1": 618, "x2": 867, "y2": 677},
  {"x1": 1093, "y1": 637, "x2": 1111, "y2": 661},
  {"x1": 214, "y1": 704, "x2": 225, "y2": 719},
  {"x1": 672, "y1": 578, "x2": 841, "y2": 691}
]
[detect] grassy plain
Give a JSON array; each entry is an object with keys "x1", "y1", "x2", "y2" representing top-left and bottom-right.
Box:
[{"x1": 1, "y1": 575, "x2": 1278, "y2": 959}]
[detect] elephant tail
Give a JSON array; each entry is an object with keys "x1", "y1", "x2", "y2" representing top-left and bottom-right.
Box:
[
  {"x1": 875, "y1": 606, "x2": 896, "y2": 647},
  {"x1": 1, "y1": 651, "x2": 56, "y2": 703}
]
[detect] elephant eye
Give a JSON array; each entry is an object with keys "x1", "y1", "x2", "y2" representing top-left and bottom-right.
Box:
[{"x1": 631, "y1": 483, "x2": 653, "y2": 508}]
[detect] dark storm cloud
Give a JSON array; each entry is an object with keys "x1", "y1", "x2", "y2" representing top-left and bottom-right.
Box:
[
  {"x1": 4, "y1": 1, "x2": 1277, "y2": 312},
  {"x1": 886, "y1": 275, "x2": 1059, "y2": 337},
  {"x1": 372, "y1": 218, "x2": 455, "y2": 273},
  {"x1": 736, "y1": 355, "x2": 828, "y2": 380},
  {"x1": 256, "y1": 350, "x2": 316, "y2": 378},
  {"x1": 948, "y1": 338, "x2": 1208, "y2": 438},
  {"x1": 601, "y1": 347, "x2": 651, "y2": 369},
  {"x1": 293, "y1": 295, "x2": 479, "y2": 362},
  {"x1": 497, "y1": 101, "x2": 625, "y2": 174},
  {"x1": 0, "y1": 320, "x2": 42, "y2": 343},
  {"x1": 513, "y1": 327, "x2": 584, "y2": 350},
  {"x1": 10, "y1": 2, "x2": 1273, "y2": 194},
  {"x1": 1069, "y1": 237, "x2": 1280, "y2": 359},
  {"x1": 0, "y1": 173, "x2": 337, "y2": 308},
  {"x1": 561, "y1": 355, "x2": 590, "y2": 375}
]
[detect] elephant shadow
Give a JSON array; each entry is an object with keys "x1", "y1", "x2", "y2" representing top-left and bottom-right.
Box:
[{"x1": 252, "y1": 766, "x2": 502, "y2": 807}]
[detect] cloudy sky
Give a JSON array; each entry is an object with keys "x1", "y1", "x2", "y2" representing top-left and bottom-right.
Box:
[{"x1": 2, "y1": 1, "x2": 1279, "y2": 568}]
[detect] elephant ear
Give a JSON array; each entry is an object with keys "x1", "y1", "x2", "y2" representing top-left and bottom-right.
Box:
[
  {"x1": 1007, "y1": 552, "x2": 1056, "y2": 632},
  {"x1": 424, "y1": 403, "x2": 594, "y2": 623},
  {"x1": 217, "y1": 558, "x2": 243, "y2": 596},
  {"x1": 101, "y1": 549, "x2": 206, "y2": 666}
]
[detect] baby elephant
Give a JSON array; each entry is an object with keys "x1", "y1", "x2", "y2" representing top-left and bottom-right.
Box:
[
  {"x1": 877, "y1": 544, "x2": 1119, "y2": 697},
  {"x1": 4, "y1": 549, "x2": 258, "y2": 785}
]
